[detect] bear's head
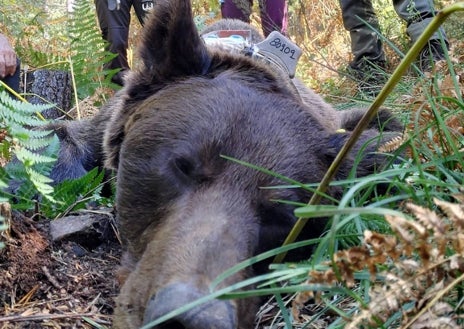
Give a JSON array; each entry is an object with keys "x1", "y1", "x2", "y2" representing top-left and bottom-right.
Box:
[{"x1": 104, "y1": 1, "x2": 401, "y2": 328}]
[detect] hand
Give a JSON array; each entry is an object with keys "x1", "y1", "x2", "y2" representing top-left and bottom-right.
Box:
[{"x1": 0, "y1": 34, "x2": 17, "y2": 78}]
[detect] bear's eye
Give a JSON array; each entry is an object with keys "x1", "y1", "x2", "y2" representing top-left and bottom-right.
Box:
[
  {"x1": 258, "y1": 203, "x2": 296, "y2": 226},
  {"x1": 174, "y1": 157, "x2": 195, "y2": 178}
]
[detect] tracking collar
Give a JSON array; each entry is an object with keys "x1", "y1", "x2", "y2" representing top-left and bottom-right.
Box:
[{"x1": 202, "y1": 30, "x2": 302, "y2": 79}]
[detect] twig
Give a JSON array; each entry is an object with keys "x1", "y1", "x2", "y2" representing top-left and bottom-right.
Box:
[
  {"x1": 41, "y1": 266, "x2": 62, "y2": 289},
  {"x1": 0, "y1": 313, "x2": 111, "y2": 323},
  {"x1": 17, "y1": 285, "x2": 39, "y2": 305}
]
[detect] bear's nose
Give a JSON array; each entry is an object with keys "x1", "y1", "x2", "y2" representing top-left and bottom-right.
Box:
[{"x1": 143, "y1": 282, "x2": 237, "y2": 329}]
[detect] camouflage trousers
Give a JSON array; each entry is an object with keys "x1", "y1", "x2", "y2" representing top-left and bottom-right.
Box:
[{"x1": 339, "y1": 0, "x2": 447, "y2": 69}]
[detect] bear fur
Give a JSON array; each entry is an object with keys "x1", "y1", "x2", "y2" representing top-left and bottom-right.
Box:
[
  {"x1": 105, "y1": 2, "x2": 401, "y2": 328},
  {"x1": 18, "y1": 1, "x2": 402, "y2": 328}
]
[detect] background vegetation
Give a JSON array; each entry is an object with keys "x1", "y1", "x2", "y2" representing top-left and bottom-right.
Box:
[{"x1": 0, "y1": 0, "x2": 463, "y2": 328}]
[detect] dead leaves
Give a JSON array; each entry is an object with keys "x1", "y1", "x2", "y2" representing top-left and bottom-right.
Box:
[
  {"x1": 292, "y1": 196, "x2": 464, "y2": 328},
  {"x1": 403, "y1": 58, "x2": 464, "y2": 168}
]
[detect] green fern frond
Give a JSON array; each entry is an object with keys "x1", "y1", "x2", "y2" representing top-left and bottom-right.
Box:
[
  {"x1": 67, "y1": 0, "x2": 119, "y2": 99},
  {"x1": 0, "y1": 97, "x2": 51, "y2": 127},
  {"x1": 16, "y1": 135, "x2": 57, "y2": 151},
  {"x1": 10, "y1": 129, "x2": 56, "y2": 150},
  {"x1": 0, "y1": 89, "x2": 59, "y2": 203},
  {"x1": 25, "y1": 167, "x2": 55, "y2": 198},
  {"x1": 3, "y1": 124, "x2": 54, "y2": 145},
  {"x1": 6, "y1": 134, "x2": 59, "y2": 172},
  {"x1": 0, "y1": 196, "x2": 5, "y2": 248},
  {"x1": 0, "y1": 109, "x2": 44, "y2": 126},
  {"x1": 14, "y1": 147, "x2": 57, "y2": 165},
  {"x1": 40, "y1": 168, "x2": 106, "y2": 218},
  {"x1": 0, "y1": 169, "x2": 8, "y2": 190}
]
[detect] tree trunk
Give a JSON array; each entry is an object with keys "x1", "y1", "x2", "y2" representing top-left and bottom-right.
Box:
[{"x1": 22, "y1": 69, "x2": 73, "y2": 120}]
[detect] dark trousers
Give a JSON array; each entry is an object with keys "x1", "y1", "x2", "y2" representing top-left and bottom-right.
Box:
[
  {"x1": 220, "y1": 0, "x2": 288, "y2": 37},
  {"x1": 94, "y1": 0, "x2": 153, "y2": 84},
  {"x1": 1, "y1": 57, "x2": 20, "y2": 95},
  {"x1": 339, "y1": 0, "x2": 447, "y2": 69}
]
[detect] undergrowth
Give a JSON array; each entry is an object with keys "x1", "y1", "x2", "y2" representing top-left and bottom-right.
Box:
[
  {"x1": 0, "y1": 89, "x2": 110, "y2": 220},
  {"x1": 0, "y1": 0, "x2": 118, "y2": 104},
  {"x1": 0, "y1": 0, "x2": 118, "y2": 224},
  {"x1": 290, "y1": 197, "x2": 464, "y2": 328},
  {"x1": 250, "y1": 14, "x2": 464, "y2": 329},
  {"x1": 38, "y1": 167, "x2": 110, "y2": 220},
  {"x1": 66, "y1": 0, "x2": 119, "y2": 100},
  {"x1": 0, "y1": 90, "x2": 58, "y2": 201}
]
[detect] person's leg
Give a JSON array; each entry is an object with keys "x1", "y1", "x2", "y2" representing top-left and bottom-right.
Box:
[
  {"x1": 220, "y1": 0, "x2": 252, "y2": 23},
  {"x1": 2, "y1": 57, "x2": 20, "y2": 95},
  {"x1": 339, "y1": 0, "x2": 387, "y2": 96},
  {"x1": 94, "y1": 0, "x2": 132, "y2": 85},
  {"x1": 393, "y1": 0, "x2": 448, "y2": 70},
  {"x1": 339, "y1": 0, "x2": 386, "y2": 69},
  {"x1": 258, "y1": 0, "x2": 288, "y2": 36},
  {"x1": 393, "y1": 0, "x2": 445, "y2": 43},
  {"x1": 133, "y1": 0, "x2": 155, "y2": 25}
]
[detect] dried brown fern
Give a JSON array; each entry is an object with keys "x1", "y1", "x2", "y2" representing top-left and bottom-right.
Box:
[
  {"x1": 402, "y1": 57, "x2": 464, "y2": 169},
  {"x1": 292, "y1": 196, "x2": 464, "y2": 328}
]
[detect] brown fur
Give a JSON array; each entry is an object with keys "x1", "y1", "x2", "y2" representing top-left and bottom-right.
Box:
[
  {"x1": 16, "y1": 1, "x2": 402, "y2": 328},
  {"x1": 201, "y1": 18, "x2": 402, "y2": 134},
  {"x1": 103, "y1": 2, "x2": 401, "y2": 328}
]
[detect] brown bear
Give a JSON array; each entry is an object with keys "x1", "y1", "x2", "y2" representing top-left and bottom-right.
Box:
[
  {"x1": 100, "y1": 1, "x2": 402, "y2": 328},
  {"x1": 16, "y1": 1, "x2": 402, "y2": 328}
]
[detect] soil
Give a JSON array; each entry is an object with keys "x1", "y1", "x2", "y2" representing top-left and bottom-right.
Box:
[
  {"x1": 0, "y1": 88, "x2": 122, "y2": 329},
  {"x1": 0, "y1": 209, "x2": 121, "y2": 329}
]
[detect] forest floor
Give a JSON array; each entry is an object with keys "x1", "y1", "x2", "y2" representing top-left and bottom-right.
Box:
[
  {"x1": 0, "y1": 207, "x2": 120, "y2": 329},
  {"x1": 0, "y1": 90, "x2": 122, "y2": 329}
]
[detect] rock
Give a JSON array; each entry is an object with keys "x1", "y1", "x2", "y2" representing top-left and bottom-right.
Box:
[{"x1": 49, "y1": 209, "x2": 115, "y2": 249}]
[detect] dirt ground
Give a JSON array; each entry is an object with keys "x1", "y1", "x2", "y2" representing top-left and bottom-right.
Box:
[{"x1": 0, "y1": 209, "x2": 121, "y2": 329}]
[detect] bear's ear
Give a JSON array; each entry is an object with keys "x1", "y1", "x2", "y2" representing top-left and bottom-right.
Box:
[
  {"x1": 103, "y1": 0, "x2": 210, "y2": 170},
  {"x1": 137, "y1": 0, "x2": 210, "y2": 82}
]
